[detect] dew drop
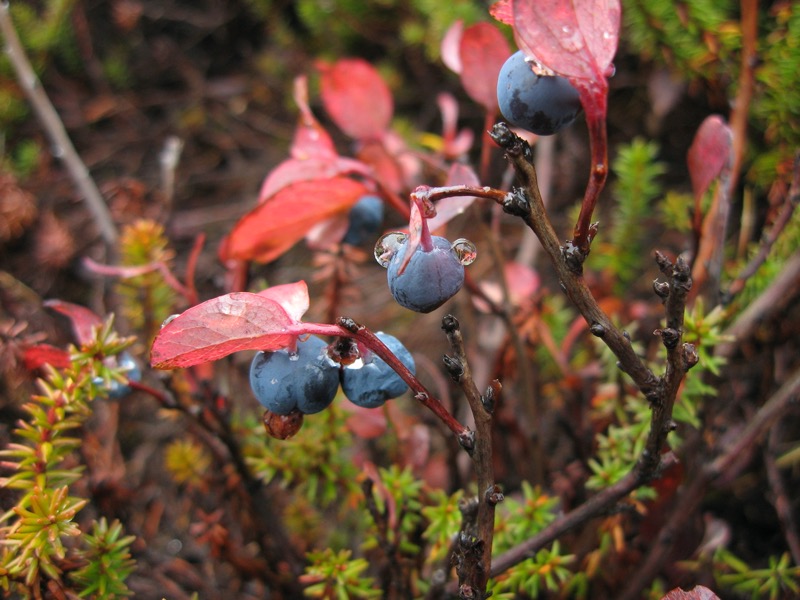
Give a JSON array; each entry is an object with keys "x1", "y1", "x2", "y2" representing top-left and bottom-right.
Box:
[
  {"x1": 161, "y1": 314, "x2": 179, "y2": 328},
  {"x1": 451, "y1": 238, "x2": 477, "y2": 265},
  {"x1": 270, "y1": 378, "x2": 278, "y2": 385},
  {"x1": 374, "y1": 232, "x2": 408, "y2": 268},
  {"x1": 287, "y1": 350, "x2": 300, "y2": 362}
]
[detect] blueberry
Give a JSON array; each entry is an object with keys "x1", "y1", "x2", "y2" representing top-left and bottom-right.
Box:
[
  {"x1": 342, "y1": 332, "x2": 415, "y2": 408},
  {"x1": 387, "y1": 236, "x2": 464, "y2": 313},
  {"x1": 497, "y1": 50, "x2": 582, "y2": 136},
  {"x1": 93, "y1": 351, "x2": 141, "y2": 399},
  {"x1": 343, "y1": 195, "x2": 384, "y2": 246},
  {"x1": 249, "y1": 336, "x2": 339, "y2": 415}
]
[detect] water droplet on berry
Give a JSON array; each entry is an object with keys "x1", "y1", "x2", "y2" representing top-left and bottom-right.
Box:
[
  {"x1": 270, "y1": 378, "x2": 278, "y2": 385},
  {"x1": 287, "y1": 351, "x2": 300, "y2": 362},
  {"x1": 374, "y1": 232, "x2": 408, "y2": 268},
  {"x1": 451, "y1": 238, "x2": 477, "y2": 265}
]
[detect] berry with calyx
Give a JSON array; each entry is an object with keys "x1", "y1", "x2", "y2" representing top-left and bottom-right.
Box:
[
  {"x1": 497, "y1": 50, "x2": 581, "y2": 136},
  {"x1": 386, "y1": 236, "x2": 465, "y2": 313},
  {"x1": 342, "y1": 332, "x2": 415, "y2": 408},
  {"x1": 249, "y1": 336, "x2": 339, "y2": 415},
  {"x1": 343, "y1": 195, "x2": 384, "y2": 246},
  {"x1": 263, "y1": 408, "x2": 304, "y2": 440}
]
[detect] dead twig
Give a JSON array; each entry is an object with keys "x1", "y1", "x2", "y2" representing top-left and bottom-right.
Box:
[{"x1": 0, "y1": 1, "x2": 118, "y2": 246}]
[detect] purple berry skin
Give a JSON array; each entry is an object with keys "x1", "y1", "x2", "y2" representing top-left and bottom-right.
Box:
[
  {"x1": 249, "y1": 336, "x2": 339, "y2": 415},
  {"x1": 497, "y1": 50, "x2": 582, "y2": 136},
  {"x1": 343, "y1": 195, "x2": 384, "y2": 246},
  {"x1": 387, "y1": 236, "x2": 464, "y2": 313},
  {"x1": 342, "y1": 332, "x2": 415, "y2": 408}
]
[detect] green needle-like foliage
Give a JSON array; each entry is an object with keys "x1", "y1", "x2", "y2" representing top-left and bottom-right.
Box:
[
  {"x1": 0, "y1": 318, "x2": 137, "y2": 596},
  {"x1": 71, "y1": 518, "x2": 136, "y2": 599}
]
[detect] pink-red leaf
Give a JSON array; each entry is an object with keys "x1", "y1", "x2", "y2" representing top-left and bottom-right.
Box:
[
  {"x1": 427, "y1": 163, "x2": 480, "y2": 233},
  {"x1": 510, "y1": 0, "x2": 620, "y2": 83},
  {"x1": 661, "y1": 586, "x2": 721, "y2": 600},
  {"x1": 687, "y1": 115, "x2": 733, "y2": 202},
  {"x1": 44, "y1": 300, "x2": 102, "y2": 346},
  {"x1": 489, "y1": 0, "x2": 513, "y2": 26},
  {"x1": 319, "y1": 58, "x2": 393, "y2": 141},
  {"x1": 441, "y1": 20, "x2": 464, "y2": 74},
  {"x1": 459, "y1": 22, "x2": 511, "y2": 112},
  {"x1": 256, "y1": 281, "x2": 309, "y2": 323},
  {"x1": 150, "y1": 292, "x2": 299, "y2": 369},
  {"x1": 23, "y1": 344, "x2": 71, "y2": 370},
  {"x1": 290, "y1": 75, "x2": 338, "y2": 161},
  {"x1": 220, "y1": 177, "x2": 370, "y2": 264},
  {"x1": 257, "y1": 156, "x2": 372, "y2": 203}
]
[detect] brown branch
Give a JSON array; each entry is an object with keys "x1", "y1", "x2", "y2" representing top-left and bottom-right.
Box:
[
  {"x1": 442, "y1": 315, "x2": 500, "y2": 598},
  {"x1": 617, "y1": 364, "x2": 800, "y2": 599},
  {"x1": 0, "y1": 2, "x2": 118, "y2": 246},
  {"x1": 474, "y1": 124, "x2": 696, "y2": 585},
  {"x1": 765, "y1": 425, "x2": 800, "y2": 566},
  {"x1": 489, "y1": 123, "x2": 660, "y2": 400}
]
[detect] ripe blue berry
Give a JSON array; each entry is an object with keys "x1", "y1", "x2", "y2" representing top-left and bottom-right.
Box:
[
  {"x1": 249, "y1": 336, "x2": 339, "y2": 415},
  {"x1": 93, "y1": 351, "x2": 141, "y2": 399},
  {"x1": 343, "y1": 195, "x2": 384, "y2": 246},
  {"x1": 386, "y1": 236, "x2": 465, "y2": 313},
  {"x1": 342, "y1": 332, "x2": 415, "y2": 408},
  {"x1": 497, "y1": 50, "x2": 581, "y2": 136}
]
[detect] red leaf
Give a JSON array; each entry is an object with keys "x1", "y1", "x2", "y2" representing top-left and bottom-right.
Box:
[
  {"x1": 345, "y1": 403, "x2": 388, "y2": 439},
  {"x1": 290, "y1": 75, "x2": 338, "y2": 161},
  {"x1": 687, "y1": 115, "x2": 733, "y2": 202},
  {"x1": 459, "y1": 22, "x2": 511, "y2": 112},
  {"x1": 150, "y1": 292, "x2": 300, "y2": 369},
  {"x1": 44, "y1": 299, "x2": 102, "y2": 346},
  {"x1": 427, "y1": 163, "x2": 480, "y2": 233},
  {"x1": 319, "y1": 58, "x2": 393, "y2": 140},
  {"x1": 257, "y1": 156, "x2": 372, "y2": 203},
  {"x1": 220, "y1": 177, "x2": 370, "y2": 263},
  {"x1": 489, "y1": 0, "x2": 514, "y2": 26},
  {"x1": 356, "y1": 140, "x2": 406, "y2": 194},
  {"x1": 256, "y1": 281, "x2": 309, "y2": 323},
  {"x1": 441, "y1": 20, "x2": 464, "y2": 74},
  {"x1": 510, "y1": 0, "x2": 620, "y2": 84},
  {"x1": 22, "y1": 344, "x2": 71, "y2": 370},
  {"x1": 661, "y1": 586, "x2": 721, "y2": 600}
]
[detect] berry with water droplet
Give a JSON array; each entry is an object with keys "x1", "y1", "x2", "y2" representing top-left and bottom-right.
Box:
[
  {"x1": 387, "y1": 235, "x2": 469, "y2": 313},
  {"x1": 497, "y1": 50, "x2": 581, "y2": 136},
  {"x1": 249, "y1": 336, "x2": 339, "y2": 415},
  {"x1": 341, "y1": 332, "x2": 415, "y2": 408},
  {"x1": 374, "y1": 232, "x2": 408, "y2": 267}
]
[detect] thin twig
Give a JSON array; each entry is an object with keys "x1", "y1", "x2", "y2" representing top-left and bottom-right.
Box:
[
  {"x1": 442, "y1": 315, "x2": 499, "y2": 598},
  {"x1": 617, "y1": 364, "x2": 800, "y2": 599},
  {"x1": 0, "y1": 1, "x2": 118, "y2": 246},
  {"x1": 726, "y1": 151, "x2": 800, "y2": 299},
  {"x1": 765, "y1": 424, "x2": 800, "y2": 566},
  {"x1": 489, "y1": 123, "x2": 660, "y2": 399}
]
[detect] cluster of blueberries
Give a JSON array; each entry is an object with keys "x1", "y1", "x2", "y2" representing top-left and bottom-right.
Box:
[
  {"x1": 251, "y1": 48, "x2": 580, "y2": 416},
  {"x1": 249, "y1": 332, "x2": 415, "y2": 416}
]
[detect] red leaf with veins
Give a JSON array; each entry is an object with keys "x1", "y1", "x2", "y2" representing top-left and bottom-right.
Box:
[
  {"x1": 662, "y1": 586, "x2": 721, "y2": 600},
  {"x1": 44, "y1": 299, "x2": 102, "y2": 346},
  {"x1": 256, "y1": 281, "x2": 309, "y2": 323},
  {"x1": 150, "y1": 292, "x2": 301, "y2": 369},
  {"x1": 23, "y1": 344, "x2": 71, "y2": 370},
  {"x1": 319, "y1": 58, "x2": 393, "y2": 141},
  {"x1": 510, "y1": 0, "x2": 620, "y2": 84},
  {"x1": 459, "y1": 22, "x2": 511, "y2": 112},
  {"x1": 220, "y1": 177, "x2": 369, "y2": 264},
  {"x1": 687, "y1": 115, "x2": 732, "y2": 202}
]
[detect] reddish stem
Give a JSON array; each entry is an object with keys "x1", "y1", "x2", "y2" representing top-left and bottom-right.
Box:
[
  {"x1": 572, "y1": 110, "x2": 608, "y2": 256},
  {"x1": 296, "y1": 320, "x2": 473, "y2": 446}
]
